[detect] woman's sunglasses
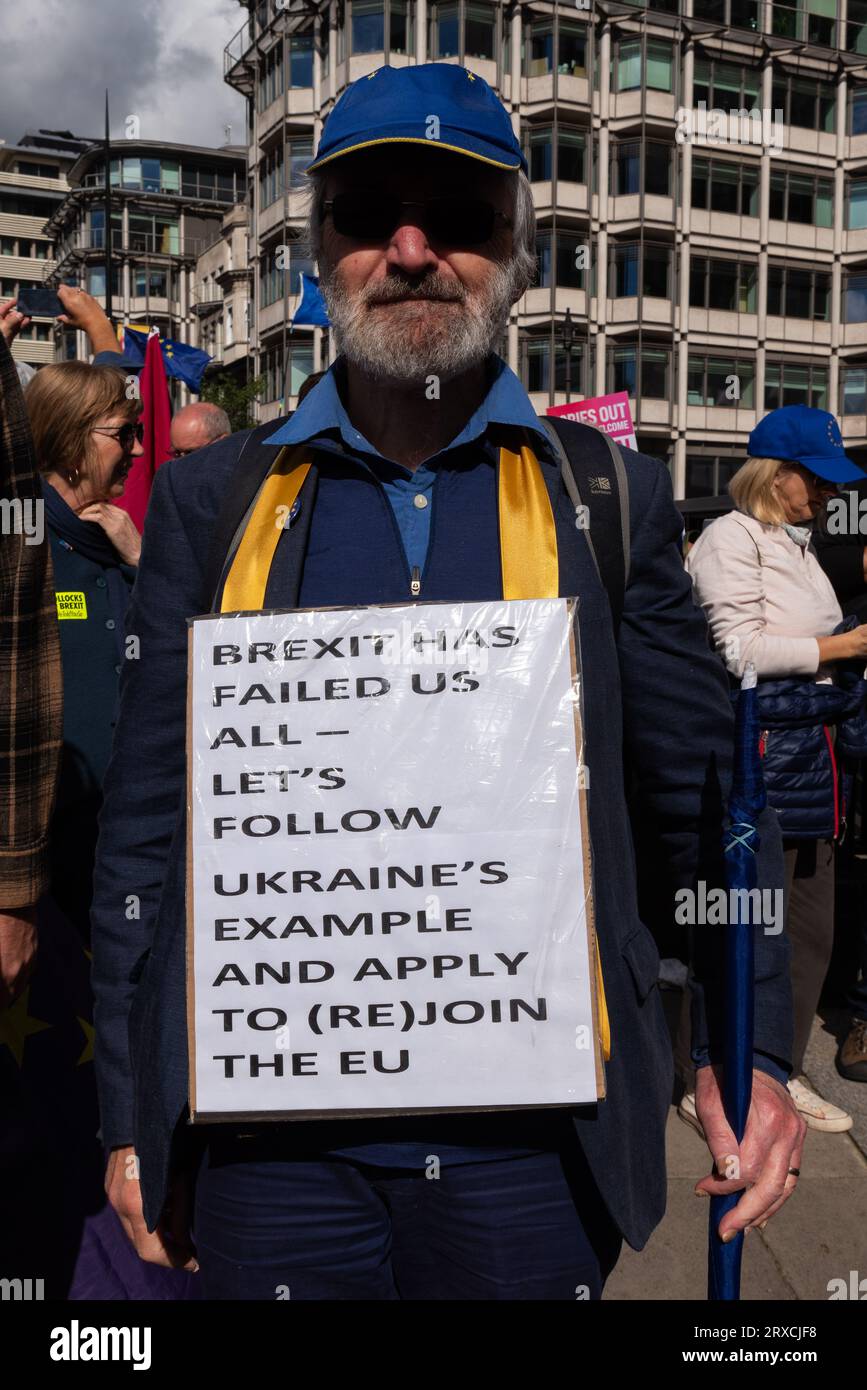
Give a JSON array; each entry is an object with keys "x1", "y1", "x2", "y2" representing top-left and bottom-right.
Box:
[
  {"x1": 92, "y1": 422, "x2": 145, "y2": 451},
  {"x1": 321, "y1": 194, "x2": 512, "y2": 246}
]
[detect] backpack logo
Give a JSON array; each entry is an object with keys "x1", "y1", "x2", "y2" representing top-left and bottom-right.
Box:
[{"x1": 587, "y1": 476, "x2": 612, "y2": 494}]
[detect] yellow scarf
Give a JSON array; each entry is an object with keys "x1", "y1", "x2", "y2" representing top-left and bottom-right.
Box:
[{"x1": 220, "y1": 443, "x2": 611, "y2": 1063}]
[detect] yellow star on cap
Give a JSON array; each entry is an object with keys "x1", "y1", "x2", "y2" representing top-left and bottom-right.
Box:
[{"x1": 0, "y1": 988, "x2": 51, "y2": 1067}]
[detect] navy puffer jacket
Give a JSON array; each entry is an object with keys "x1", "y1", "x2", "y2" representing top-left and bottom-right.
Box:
[{"x1": 752, "y1": 660, "x2": 867, "y2": 840}]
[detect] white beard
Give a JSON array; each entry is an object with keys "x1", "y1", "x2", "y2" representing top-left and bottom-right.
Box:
[{"x1": 321, "y1": 261, "x2": 522, "y2": 385}]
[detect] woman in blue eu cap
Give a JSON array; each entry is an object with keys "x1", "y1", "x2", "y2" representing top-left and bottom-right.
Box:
[{"x1": 686, "y1": 405, "x2": 867, "y2": 1135}]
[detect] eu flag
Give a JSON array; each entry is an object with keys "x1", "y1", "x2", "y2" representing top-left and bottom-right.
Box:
[
  {"x1": 120, "y1": 326, "x2": 212, "y2": 394},
  {"x1": 293, "y1": 274, "x2": 330, "y2": 327}
]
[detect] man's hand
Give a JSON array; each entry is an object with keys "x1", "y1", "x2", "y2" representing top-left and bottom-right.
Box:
[
  {"x1": 0, "y1": 298, "x2": 32, "y2": 345},
  {"x1": 77, "y1": 501, "x2": 141, "y2": 565},
  {"x1": 56, "y1": 285, "x2": 119, "y2": 356},
  {"x1": 0, "y1": 907, "x2": 38, "y2": 1007},
  {"x1": 694, "y1": 1065, "x2": 806, "y2": 1239},
  {"x1": 105, "y1": 1146, "x2": 199, "y2": 1271}
]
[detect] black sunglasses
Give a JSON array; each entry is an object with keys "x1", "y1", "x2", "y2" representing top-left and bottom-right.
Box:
[
  {"x1": 92, "y1": 421, "x2": 145, "y2": 451},
  {"x1": 322, "y1": 194, "x2": 512, "y2": 246}
]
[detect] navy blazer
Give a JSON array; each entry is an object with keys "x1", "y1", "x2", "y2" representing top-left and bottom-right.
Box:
[{"x1": 90, "y1": 423, "x2": 792, "y2": 1251}]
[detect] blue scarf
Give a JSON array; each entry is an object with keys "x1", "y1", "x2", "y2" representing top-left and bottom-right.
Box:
[{"x1": 41, "y1": 479, "x2": 134, "y2": 661}]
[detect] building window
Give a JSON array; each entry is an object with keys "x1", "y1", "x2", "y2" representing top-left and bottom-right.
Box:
[
  {"x1": 843, "y1": 270, "x2": 867, "y2": 321},
  {"x1": 321, "y1": 21, "x2": 330, "y2": 76},
  {"x1": 132, "y1": 266, "x2": 169, "y2": 298},
  {"x1": 225, "y1": 304, "x2": 234, "y2": 346},
  {"x1": 524, "y1": 127, "x2": 585, "y2": 183},
  {"x1": 288, "y1": 138, "x2": 313, "y2": 188},
  {"x1": 842, "y1": 365, "x2": 867, "y2": 413},
  {"x1": 769, "y1": 172, "x2": 833, "y2": 226},
  {"x1": 535, "y1": 231, "x2": 586, "y2": 289},
  {"x1": 685, "y1": 454, "x2": 742, "y2": 498},
  {"x1": 431, "y1": 2, "x2": 458, "y2": 56},
  {"x1": 693, "y1": 0, "x2": 760, "y2": 29},
  {"x1": 128, "y1": 212, "x2": 180, "y2": 255},
  {"x1": 88, "y1": 208, "x2": 123, "y2": 250},
  {"x1": 0, "y1": 236, "x2": 17, "y2": 256},
  {"x1": 520, "y1": 334, "x2": 579, "y2": 394},
  {"x1": 847, "y1": 0, "x2": 867, "y2": 53},
  {"x1": 772, "y1": 0, "x2": 836, "y2": 47},
  {"x1": 610, "y1": 243, "x2": 672, "y2": 298},
  {"x1": 693, "y1": 58, "x2": 760, "y2": 112},
  {"x1": 390, "y1": 0, "x2": 412, "y2": 53},
  {"x1": 848, "y1": 178, "x2": 867, "y2": 228},
  {"x1": 689, "y1": 256, "x2": 757, "y2": 312},
  {"x1": 692, "y1": 157, "x2": 759, "y2": 216},
  {"x1": 16, "y1": 160, "x2": 58, "y2": 178},
  {"x1": 352, "y1": 1, "x2": 385, "y2": 52},
  {"x1": 609, "y1": 345, "x2": 670, "y2": 399},
  {"x1": 613, "y1": 40, "x2": 673, "y2": 94},
  {"x1": 258, "y1": 40, "x2": 284, "y2": 109},
  {"x1": 611, "y1": 140, "x2": 671, "y2": 196},
  {"x1": 290, "y1": 32, "x2": 314, "y2": 85},
  {"x1": 687, "y1": 355, "x2": 756, "y2": 407},
  {"x1": 772, "y1": 71, "x2": 836, "y2": 132},
  {"x1": 524, "y1": 20, "x2": 586, "y2": 77},
  {"x1": 464, "y1": 3, "x2": 495, "y2": 59},
  {"x1": 767, "y1": 264, "x2": 831, "y2": 319},
  {"x1": 259, "y1": 147, "x2": 284, "y2": 208},
  {"x1": 852, "y1": 86, "x2": 867, "y2": 133},
  {"x1": 765, "y1": 360, "x2": 829, "y2": 409},
  {"x1": 85, "y1": 265, "x2": 121, "y2": 298}
]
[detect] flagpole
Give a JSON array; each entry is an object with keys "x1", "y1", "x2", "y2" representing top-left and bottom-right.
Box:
[{"x1": 104, "y1": 91, "x2": 113, "y2": 326}]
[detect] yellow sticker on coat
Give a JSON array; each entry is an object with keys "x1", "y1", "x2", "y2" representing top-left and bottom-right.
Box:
[{"x1": 55, "y1": 591, "x2": 88, "y2": 619}]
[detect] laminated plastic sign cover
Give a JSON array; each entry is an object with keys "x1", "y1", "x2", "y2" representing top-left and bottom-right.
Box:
[{"x1": 186, "y1": 597, "x2": 604, "y2": 1122}]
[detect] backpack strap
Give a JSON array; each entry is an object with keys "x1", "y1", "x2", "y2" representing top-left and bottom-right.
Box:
[
  {"x1": 202, "y1": 419, "x2": 292, "y2": 611},
  {"x1": 538, "y1": 415, "x2": 631, "y2": 635}
]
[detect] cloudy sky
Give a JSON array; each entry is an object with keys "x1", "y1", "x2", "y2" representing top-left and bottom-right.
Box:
[{"x1": 1, "y1": 0, "x2": 247, "y2": 152}]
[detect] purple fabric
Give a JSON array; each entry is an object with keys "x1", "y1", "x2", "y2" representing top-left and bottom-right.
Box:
[{"x1": 69, "y1": 1200, "x2": 203, "y2": 1301}]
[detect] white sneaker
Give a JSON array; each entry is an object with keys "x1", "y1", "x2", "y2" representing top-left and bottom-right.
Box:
[
  {"x1": 677, "y1": 1091, "x2": 706, "y2": 1140},
  {"x1": 788, "y1": 1077, "x2": 853, "y2": 1133}
]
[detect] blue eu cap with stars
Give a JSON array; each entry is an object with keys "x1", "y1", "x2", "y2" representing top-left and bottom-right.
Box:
[
  {"x1": 748, "y1": 405, "x2": 866, "y2": 484},
  {"x1": 307, "y1": 63, "x2": 528, "y2": 176}
]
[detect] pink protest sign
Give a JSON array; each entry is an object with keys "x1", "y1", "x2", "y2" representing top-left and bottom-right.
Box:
[{"x1": 547, "y1": 391, "x2": 637, "y2": 450}]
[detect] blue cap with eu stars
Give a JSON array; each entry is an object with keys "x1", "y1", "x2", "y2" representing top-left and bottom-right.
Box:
[
  {"x1": 306, "y1": 63, "x2": 528, "y2": 175},
  {"x1": 748, "y1": 405, "x2": 867, "y2": 484}
]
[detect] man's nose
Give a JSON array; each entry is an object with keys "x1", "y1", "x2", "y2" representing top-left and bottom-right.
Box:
[
  {"x1": 131, "y1": 437, "x2": 145, "y2": 458},
  {"x1": 385, "y1": 220, "x2": 439, "y2": 274}
]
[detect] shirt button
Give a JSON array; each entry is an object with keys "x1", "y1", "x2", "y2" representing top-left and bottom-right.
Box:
[
  {"x1": 115, "y1": 664, "x2": 122, "y2": 675},
  {"x1": 413, "y1": 494, "x2": 429, "y2": 509},
  {"x1": 96, "y1": 577, "x2": 107, "y2": 588},
  {"x1": 106, "y1": 619, "x2": 116, "y2": 630}
]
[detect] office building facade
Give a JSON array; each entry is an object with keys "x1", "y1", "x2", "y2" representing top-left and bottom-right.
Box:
[
  {"x1": 47, "y1": 139, "x2": 246, "y2": 396},
  {"x1": 0, "y1": 130, "x2": 91, "y2": 374},
  {"x1": 227, "y1": 0, "x2": 867, "y2": 494}
]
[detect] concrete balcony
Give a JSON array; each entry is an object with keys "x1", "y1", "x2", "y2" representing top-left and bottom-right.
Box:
[
  {"x1": 521, "y1": 73, "x2": 590, "y2": 112},
  {"x1": 689, "y1": 210, "x2": 760, "y2": 245},
  {"x1": 522, "y1": 286, "x2": 587, "y2": 318},
  {"x1": 765, "y1": 315, "x2": 832, "y2": 348},
  {"x1": 608, "y1": 294, "x2": 674, "y2": 327},
  {"x1": 688, "y1": 307, "x2": 759, "y2": 339},
  {"x1": 768, "y1": 220, "x2": 834, "y2": 255},
  {"x1": 611, "y1": 90, "x2": 676, "y2": 124},
  {"x1": 686, "y1": 404, "x2": 758, "y2": 434},
  {"x1": 257, "y1": 191, "x2": 310, "y2": 240},
  {"x1": 609, "y1": 193, "x2": 674, "y2": 227},
  {"x1": 776, "y1": 127, "x2": 837, "y2": 162},
  {"x1": 842, "y1": 320, "x2": 867, "y2": 348},
  {"x1": 531, "y1": 181, "x2": 588, "y2": 217}
]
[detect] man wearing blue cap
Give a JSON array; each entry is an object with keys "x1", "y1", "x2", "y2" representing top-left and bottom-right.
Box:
[{"x1": 91, "y1": 65, "x2": 802, "y2": 1299}]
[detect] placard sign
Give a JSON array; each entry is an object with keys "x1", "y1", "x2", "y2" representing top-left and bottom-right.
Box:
[
  {"x1": 548, "y1": 390, "x2": 638, "y2": 450},
  {"x1": 186, "y1": 597, "x2": 603, "y2": 1122}
]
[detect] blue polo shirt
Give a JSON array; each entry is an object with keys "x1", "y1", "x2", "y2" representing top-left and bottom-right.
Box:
[
  {"x1": 257, "y1": 356, "x2": 583, "y2": 1167},
  {"x1": 264, "y1": 355, "x2": 555, "y2": 572}
]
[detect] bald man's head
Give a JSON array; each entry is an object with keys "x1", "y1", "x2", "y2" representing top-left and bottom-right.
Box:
[{"x1": 170, "y1": 402, "x2": 231, "y2": 457}]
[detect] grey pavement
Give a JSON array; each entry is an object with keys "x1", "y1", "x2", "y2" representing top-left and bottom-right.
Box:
[{"x1": 604, "y1": 1014, "x2": 867, "y2": 1301}]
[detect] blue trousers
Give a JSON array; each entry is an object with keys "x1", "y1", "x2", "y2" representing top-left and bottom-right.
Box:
[{"x1": 192, "y1": 1136, "x2": 622, "y2": 1301}]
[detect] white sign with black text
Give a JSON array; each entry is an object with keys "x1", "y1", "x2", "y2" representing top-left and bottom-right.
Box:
[{"x1": 186, "y1": 597, "x2": 602, "y2": 1121}]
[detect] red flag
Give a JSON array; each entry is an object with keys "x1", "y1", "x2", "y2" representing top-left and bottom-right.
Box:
[{"x1": 115, "y1": 329, "x2": 172, "y2": 532}]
